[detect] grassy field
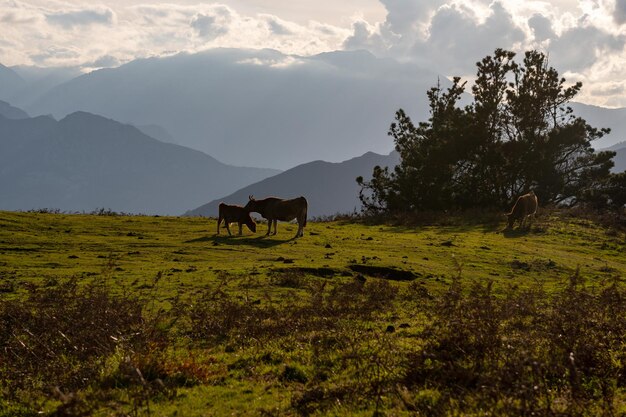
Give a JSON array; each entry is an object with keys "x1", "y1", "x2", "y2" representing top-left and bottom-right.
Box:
[{"x1": 0, "y1": 209, "x2": 625, "y2": 416}]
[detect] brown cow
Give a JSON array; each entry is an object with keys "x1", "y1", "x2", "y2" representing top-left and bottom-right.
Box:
[
  {"x1": 506, "y1": 191, "x2": 538, "y2": 229},
  {"x1": 217, "y1": 203, "x2": 257, "y2": 236},
  {"x1": 244, "y1": 195, "x2": 307, "y2": 238}
]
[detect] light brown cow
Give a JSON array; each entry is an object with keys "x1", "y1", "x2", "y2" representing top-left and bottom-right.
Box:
[
  {"x1": 506, "y1": 191, "x2": 538, "y2": 229},
  {"x1": 217, "y1": 203, "x2": 257, "y2": 236},
  {"x1": 244, "y1": 195, "x2": 307, "y2": 238}
]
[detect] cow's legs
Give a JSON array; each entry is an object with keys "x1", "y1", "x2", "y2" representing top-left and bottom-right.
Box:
[
  {"x1": 217, "y1": 216, "x2": 222, "y2": 235},
  {"x1": 272, "y1": 219, "x2": 277, "y2": 235},
  {"x1": 225, "y1": 221, "x2": 232, "y2": 236},
  {"x1": 238, "y1": 223, "x2": 243, "y2": 236},
  {"x1": 295, "y1": 220, "x2": 303, "y2": 238},
  {"x1": 265, "y1": 219, "x2": 272, "y2": 236}
]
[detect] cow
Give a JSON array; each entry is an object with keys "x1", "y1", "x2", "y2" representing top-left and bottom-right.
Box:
[
  {"x1": 217, "y1": 203, "x2": 257, "y2": 236},
  {"x1": 506, "y1": 191, "x2": 538, "y2": 230},
  {"x1": 244, "y1": 195, "x2": 308, "y2": 238}
]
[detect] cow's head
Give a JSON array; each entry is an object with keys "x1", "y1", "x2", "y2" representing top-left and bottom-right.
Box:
[
  {"x1": 244, "y1": 195, "x2": 257, "y2": 212},
  {"x1": 243, "y1": 212, "x2": 257, "y2": 233}
]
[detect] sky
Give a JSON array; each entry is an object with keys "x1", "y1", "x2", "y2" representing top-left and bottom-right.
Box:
[{"x1": 2, "y1": 0, "x2": 626, "y2": 107}]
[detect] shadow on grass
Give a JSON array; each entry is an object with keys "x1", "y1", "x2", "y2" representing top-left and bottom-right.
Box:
[
  {"x1": 386, "y1": 222, "x2": 503, "y2": 235},
  {"x1": 502, "y1": 227, "x2": 531, "y2": 238},
  {"x1": 185, "y1": 234, "x2": 294, "y2": 248}
]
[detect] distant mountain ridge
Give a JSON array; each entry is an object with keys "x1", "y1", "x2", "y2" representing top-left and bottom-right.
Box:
[
  {"x1": 570, "y1": 103, "x2": 626, "y2": 150},
  {"x1": 0, "y1": 64, "x2": 27, "y2": 103},
  {"x1": 0, "y1": 100, "x2": 29, "y2": 119},
  {"x1": 186, "y1": 150, "x2": 400, "y2": 218},
  {"x1": 0, "y1": 111, "x2": 279, "y2": 214},
  {"x1": 25, "y1": 48, "x2": 438, "y2": 169},
  {"x1": 21, "y1": 49, "x2": 626, "y2": 170},
  {"x1": 612, "y1": 146, "x2": 626, "y2": 173}
]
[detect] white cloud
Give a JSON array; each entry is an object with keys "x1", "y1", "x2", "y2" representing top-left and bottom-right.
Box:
[
  {"x1": 549, "y1": 25, "x2": 625, "y2": 72},
  {"x1": 190, "y1": 6, "x2": 232, "y2": 39},
  {"x1": 528, "y1": 13, "x2": 555, "y2": 41},
  {"x1": 0, "y1": 0, "x2": 626, "y2": 106},
  {"x1": 262, "y1": 14, "x2": 293, "y2": 35},
  {"x1": 45, "y1": 7, "x2": 115, "y2": 28},
  {"x1": 615, "y1": 0, "x2": 626, "y2": 24}
]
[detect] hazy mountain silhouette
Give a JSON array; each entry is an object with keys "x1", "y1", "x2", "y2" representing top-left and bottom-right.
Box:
[
  {"x1": 134, "y1": 124, "x2": 177, "y2": 145},
  {"x1": 11, "y1": 47, "x2": 624, "y2": 170},
  {"x1": 26, "y1": 48, "x2": 437, "y2": 169},
  {"x1": 604, "y1": 141, "x2": 626, "y2": 151},
  {"x1": 0, "y1": 112, "x2": 279, "y2": 214},
  {"x1": 0, "y1": 100, "x2": 29, "y2": 119},
  {"x1": 570, "y1": 103, "x2": 626, "y2": 150},
  {"x1": 612, "y1": 145, "x2": 626, "y2": 173},
  {"x1": 185, "y1": 150, "x2": 400, "y2": 218},
  {"x1": 0, "y1": 64, "x2": 27, "y2": 103},
  {"x1": 8, "y1": 65, "x2": 82, "y2": 109}
]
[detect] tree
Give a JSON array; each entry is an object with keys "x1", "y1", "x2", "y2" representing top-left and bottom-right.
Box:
[{"x1": 357, "y1": 49, "x2": 616, "y2": 215}]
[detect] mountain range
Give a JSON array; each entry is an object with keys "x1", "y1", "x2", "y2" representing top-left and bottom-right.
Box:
[
  {"x1": 0, "y1": 111, "x2": 278, "y2": 214},
  {"x1": 1, "y1": 48, "x2": 625, "y2": 216},
  {"x1": 5, "y1": 48, "x2": 623, "y2": 170},
  {"x1": 21, "y1": 49, "x2": 438, "y2": 169},
  {"x1": 185, "y1": 150, "x2": 400, "y2": 219},
  {"x1": 0, "y1": 100, "x2": 29, "y2": 120}
]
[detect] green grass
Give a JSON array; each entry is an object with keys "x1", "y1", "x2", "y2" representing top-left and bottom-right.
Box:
[
  {"x1": 0, "y1": 210, "x2": 624, "y2": 416},
  {"x1": 1, "y1": 210, "x2": 624, "y2": 296}
]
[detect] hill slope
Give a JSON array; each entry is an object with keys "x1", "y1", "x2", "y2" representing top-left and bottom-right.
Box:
[
  {"x1": 0, "y1": 64, "x2": 27, "y2": 103},
  {"x1": 613, "y1": 145, "x2": 626, "y2": 173},
  {"x1": 571, "y1": 103, "x2": 626, "y2": 149},
  {"x1": 186, "y1": 150, "x2": 400, "y2": 218},
  {"x1": 0, "y1": 112, "x2": 279, "y2": 214},
  {"x1": 0, "y1": 100, "x2": 29, "y2": 119}
]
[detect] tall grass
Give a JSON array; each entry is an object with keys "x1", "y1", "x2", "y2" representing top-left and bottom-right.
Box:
[{"x1": 1, "y1": 267, "x2": 624, "y2": 416}]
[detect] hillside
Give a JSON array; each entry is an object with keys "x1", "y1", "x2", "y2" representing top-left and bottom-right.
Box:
[
  {"x1": 8, "y1": 65, "x2": 82, "y2": 108},
  {"x1": 0, "y1": 64, "x2": 27, "y2": 103},
  {"x1": 614, "y1": 146, "x2": 626, "y2": 173},
  {"x1": 0, "y1": 112, "x2": 279, "y2": 214},
  {"x1": 571, "y1": 102, "x2": 626, "y2": 149},
  {"x1": 186, "y1": 150, "x2": 400, "y2": 218},
  {"x1": 0, "y1": 211, "x2": 624, "y2": 416},
  {"x1": 0, "y1": 100, "x2": 29, "y2": 119}
]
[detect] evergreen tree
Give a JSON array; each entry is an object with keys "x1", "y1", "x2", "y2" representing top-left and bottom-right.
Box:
[{"x1": 358, "y1": 49, "x2": 616, "y2": 214}]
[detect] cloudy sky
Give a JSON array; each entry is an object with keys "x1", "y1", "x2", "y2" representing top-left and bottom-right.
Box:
[{"x1": 2, "y1": 0, "x2": 626, "y2": 107}]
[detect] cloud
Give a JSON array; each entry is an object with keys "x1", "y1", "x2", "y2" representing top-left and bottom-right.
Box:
[
  {"x1": 1, "y1": 9, "x2": 39, "y2": 24},
  {"x1": 2, "y1": 0, "x2": 626, "y2": 106},
  {"x1": 343, "y1": 20, "x2": 391, "y2": 53},
  {"x1": 30, "y1": 46, "x2": 80, "y2": 66},
  {"x1": 615, "y1": 0, "x2": 626, "y2": 24},
  {"x1": 408, "y1": 2, "x2": 525, "y2": 74},
  {"x1": 590, "y1": 81, "x2": 625, "y2": 96},
  {"x1": 190, "y1": 7, "x2": 232, "y2": 40},
  {"x1": 379, "y1": 0, "x2": 444, "y2": 35},
  {"x1": 262, "y1": 15, "x2": 293, "y2": 35},
  {"x1": 549, "y1": 25, "x2": 625, "y2": 71},
  {"x1": 528, "y1": 13, "x2": 555, "y2": 41},
  {"x1": 84, "y1": 54, "x2": 121, "y2": 69},
  {"x1": 45, "y1": 7, "x2": 115, "y2": 28}
]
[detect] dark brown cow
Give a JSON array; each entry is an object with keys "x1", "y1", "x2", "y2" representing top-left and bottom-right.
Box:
[
  {"x1": 244, "y1": 195, "x2": 307, "y2": 238},
  {"x1": 217, "y1": 203, "x2": 257, "y2": 236},
  {"x1": 506, "y1": 191, "x2": 538, "y2": 229}
]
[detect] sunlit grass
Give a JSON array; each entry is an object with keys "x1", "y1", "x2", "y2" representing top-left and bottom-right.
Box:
[{"x1": 0, "y1": 210, "x2": 624, "y2": 416}]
